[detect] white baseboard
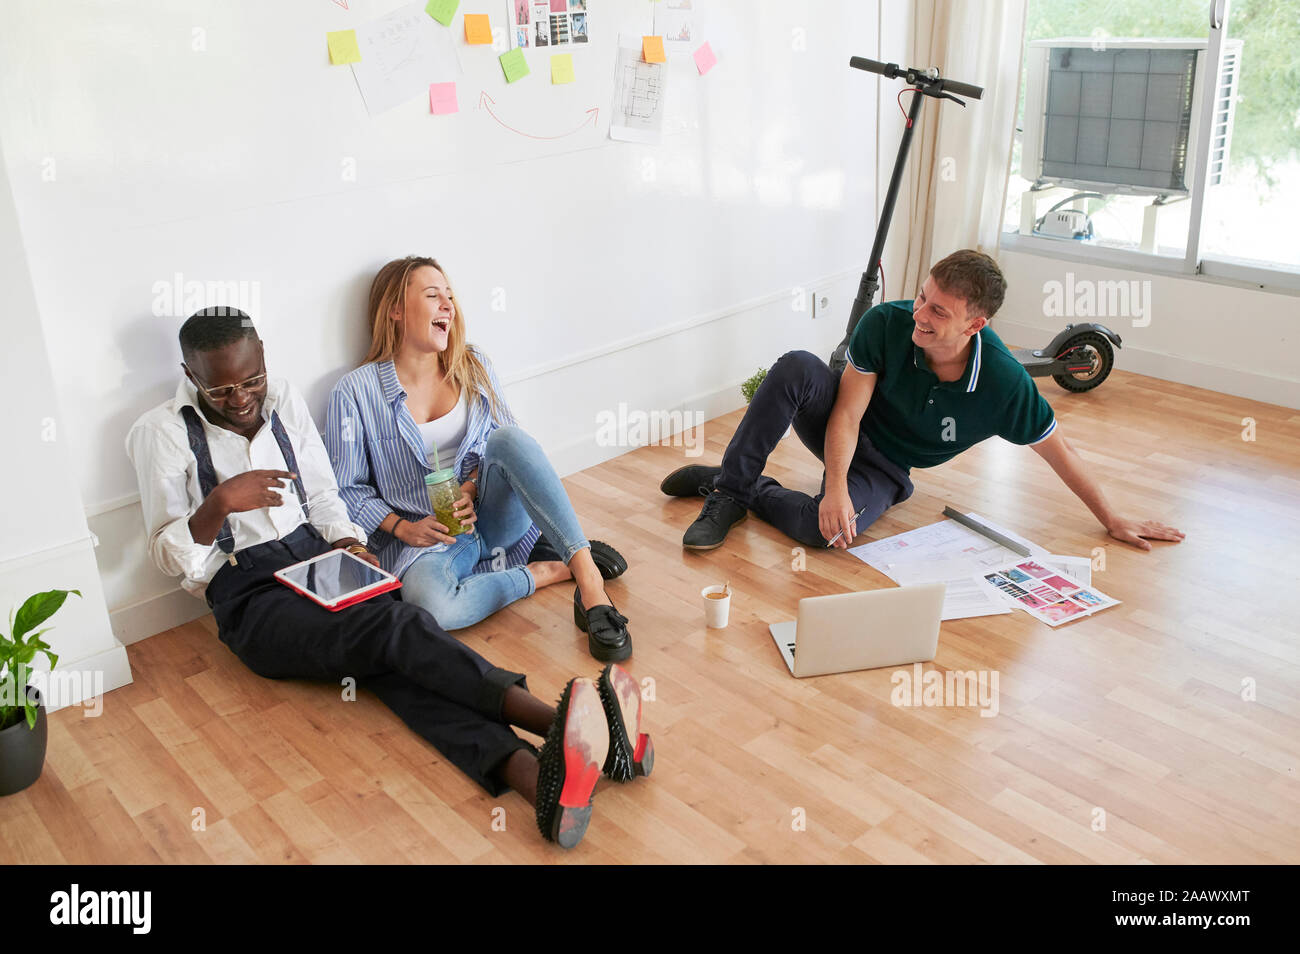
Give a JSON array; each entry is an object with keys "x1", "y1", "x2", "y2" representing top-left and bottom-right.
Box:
[
  {"x1": 29, "y1": 641, "x2": 133, "y2": 715},
  {"x1": 110, "y1": 586, "x2": 210, "y2": 646},
  {"x1": 993, "y1": 319, "x2": 1300, "y2": 409},
  {"x1": 546, "y1": 379, "x2": 748, "y2": 477}
]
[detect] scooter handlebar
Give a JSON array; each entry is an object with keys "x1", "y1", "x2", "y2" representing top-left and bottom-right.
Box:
[
  {"x1": 849, "y1": 56, "x2": 900, "y2": 78},
  {"x1": 849, "y1": 55, "x2": 984, "y2": 100}
]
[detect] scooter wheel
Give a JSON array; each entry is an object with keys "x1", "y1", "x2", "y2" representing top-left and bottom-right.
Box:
[{"x1": 1052, "y1": 332, "x2": 1114, "y2": 392}]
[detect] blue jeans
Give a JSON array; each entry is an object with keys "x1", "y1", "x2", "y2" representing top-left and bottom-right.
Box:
[{"x1": 400, "y1": 426, "x2": 591, "y2": 631}]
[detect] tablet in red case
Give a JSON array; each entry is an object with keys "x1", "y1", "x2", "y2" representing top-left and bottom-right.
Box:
[{"x1": 273, "y1": 548, "x2": 401, "y2": 611}]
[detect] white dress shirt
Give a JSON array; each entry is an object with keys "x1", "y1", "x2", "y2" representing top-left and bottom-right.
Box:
[{"x1": 125, "y1": 376, "x2": 366, "y2": 599}]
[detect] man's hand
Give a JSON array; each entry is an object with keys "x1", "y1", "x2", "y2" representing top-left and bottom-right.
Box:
[
  {"x1": 330, "y1": 538, "x2": 381, "y2": 568},
  {"x1": 1031, "y1": 430, "x2": 1186, "y2": 554},
  {"x1": 216, "y1": 469, "x2": 297, "y2": 513},
  {"x1": 818, "y1": 486, "x2": 859, "y2": 549},
  {"x1": 189, "y1": 469, "x2": 298, "y2": 545},
  {"x1": 394, "y1": 515, "x2": 460, "y2": 547},
  {"x1": 1106, "y1": 517, "x2": 1185, "y2": 551}
]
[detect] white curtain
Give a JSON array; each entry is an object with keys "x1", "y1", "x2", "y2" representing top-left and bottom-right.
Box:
[{"x1": 893, "y1": 0, "x2": 1028, "y2": 299}]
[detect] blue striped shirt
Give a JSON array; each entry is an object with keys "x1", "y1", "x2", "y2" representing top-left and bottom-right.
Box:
[{"x1": 324, "y1": 350, "x2": 540, "y2": 581}]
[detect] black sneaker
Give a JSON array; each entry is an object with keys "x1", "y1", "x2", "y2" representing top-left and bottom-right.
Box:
[
  {"x1": 682, "y1": 491, "x2": 747, "y2": 550},
  {"x1": 660, "y1": 464, "x2": 722, "y2": 498}
]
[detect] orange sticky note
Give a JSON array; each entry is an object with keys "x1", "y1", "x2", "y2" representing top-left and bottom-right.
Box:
[
  {"x1": 643, "y1": 35, "x2": 666, "y2": 63},
  {"x1": 327, "y1": 30, "x2": 362, "y2": 65},
  {"x1": 465, "y1": 14, "x2": 492, "y2": 44}
]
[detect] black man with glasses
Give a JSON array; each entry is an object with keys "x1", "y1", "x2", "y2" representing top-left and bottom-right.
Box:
[{"x1": 124, "y1": 307, "x2": 645, "y2": 845}]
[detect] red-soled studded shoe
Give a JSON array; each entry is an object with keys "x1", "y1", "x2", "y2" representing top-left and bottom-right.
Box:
[
  {"x1": 534, "y1": 677, "x2": 610, "y2": 848},
  {"x1": 597, "y1": 663, "x2": 654, "y2": 782}
]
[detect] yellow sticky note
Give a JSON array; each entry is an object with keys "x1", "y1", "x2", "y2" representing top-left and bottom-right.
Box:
[
  {"x1": 643, "y1": 36, "x2": 666, "y2": 63},
  {"x1": 551, "y1": 53, "x2": 575, "y2": 84},
  {"x1": 425, "y1": 0, "x2": 459, "y2": 27},
  {"x1": 465, "y1": 14, "x2": 492, "y2": 44},
  {"x1": 327, "y1": 30, "x2": 361, "y2": 65},
  {"x1": 500, "y1": 47, "x2": 529, "y2": 83}
]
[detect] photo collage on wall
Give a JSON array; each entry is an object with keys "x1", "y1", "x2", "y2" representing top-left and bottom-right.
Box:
[
  {"x1": 977, "y1": 559, "x2": 1120, "y2": 627},
  {"x1": 509, "y1": 0, "x2": 589, "y2": 49}
]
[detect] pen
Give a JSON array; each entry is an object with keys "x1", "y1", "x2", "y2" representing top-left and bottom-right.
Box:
[{"x1": 825, "y1": 504, "x2": 871, "y2": 548}]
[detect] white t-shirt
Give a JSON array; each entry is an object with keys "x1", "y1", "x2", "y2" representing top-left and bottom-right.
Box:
[{"x1": 417, "y1": 391, "x2": 468, "y2": 468}]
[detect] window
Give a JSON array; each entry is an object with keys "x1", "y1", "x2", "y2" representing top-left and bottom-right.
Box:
[{"x1": 1002, "y1": 0, "x2": 1300, "y2": 282}]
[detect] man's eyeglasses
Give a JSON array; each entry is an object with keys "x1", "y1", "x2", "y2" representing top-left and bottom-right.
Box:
[{"x1": 188, "y1": 367, "x2": 268, "y2": 402}]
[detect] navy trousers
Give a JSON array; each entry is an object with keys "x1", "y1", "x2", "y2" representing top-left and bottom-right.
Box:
[
  {"x1": 716, "y1": 350, "x2": 915, "y2": 547},
  {"x1": 205, "y1": 525, "x2": 531, "y2": 795}
]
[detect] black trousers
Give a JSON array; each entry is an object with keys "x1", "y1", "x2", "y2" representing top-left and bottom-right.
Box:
[
  {"x1": 716, "y1": 350, "x2": 915, "y2": 547},
  {"x1": 205, "y1": 525, "x2": 532, "y2": 795}
]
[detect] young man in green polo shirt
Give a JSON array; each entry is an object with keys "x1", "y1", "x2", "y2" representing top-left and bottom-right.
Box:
[{"x1": 662, "y1": 249, "x2": 1184, "y2": 552}]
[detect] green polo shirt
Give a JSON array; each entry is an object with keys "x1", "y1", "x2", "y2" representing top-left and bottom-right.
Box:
[{"x1": 845, "y1": 300, "x2": 1057, "y2": 471}]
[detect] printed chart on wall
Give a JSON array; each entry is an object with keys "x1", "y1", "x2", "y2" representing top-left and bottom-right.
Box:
[
  {"x1": 350, "y1": 3, "x2": 463, "y2": 116},
  {"x1": 654, "y1": 0, "x2": 696, "y2": 51},
  {"x1": 609, "y1": 33, "x2": 666, "y2": 143},
  {"x1": 508, "y1": 0, "x2": 590, "y2": 49}
]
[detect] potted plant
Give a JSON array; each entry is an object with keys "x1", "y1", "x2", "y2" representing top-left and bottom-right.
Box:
[{"x1": 0, "y1": 588, "x2": 79, "y2": 796}]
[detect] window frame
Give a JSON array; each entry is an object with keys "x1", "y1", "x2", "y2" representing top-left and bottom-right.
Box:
[{"x1": 1000, "y1": 0, "x2": 1300, "y2": 293}]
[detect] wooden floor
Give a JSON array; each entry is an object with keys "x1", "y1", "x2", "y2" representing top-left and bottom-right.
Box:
[{"x1": 4, "y1": 366, "x2": 1299, "y2": 864}]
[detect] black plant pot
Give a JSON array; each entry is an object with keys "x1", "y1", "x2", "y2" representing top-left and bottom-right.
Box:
[{"x1": 0, "y1": 686, "x2": 47, "y2": 796}]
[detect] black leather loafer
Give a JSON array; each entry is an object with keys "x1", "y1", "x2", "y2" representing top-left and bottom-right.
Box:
[
  {"x1": 573, "y1": 588, "x2": 633, "y2": 662},
  {"x1": 529, "y1": 537, "x2": 629, "y2": 581}
]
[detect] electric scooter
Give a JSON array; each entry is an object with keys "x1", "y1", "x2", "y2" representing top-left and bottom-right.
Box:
[{"x1": 829, "y1": 56, "x2": 1121, "y2": 393}]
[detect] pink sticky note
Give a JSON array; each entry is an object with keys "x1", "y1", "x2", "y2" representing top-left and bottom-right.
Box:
[
  {"x1": 694, "y1": 41, "x2": 717, "y2": 75},
  {"x1": 430, "y1": 81, "x2": 458, "y2": 114},
  {"x1": 550, "y1": 0, "x2": 565, "y2": 11}
]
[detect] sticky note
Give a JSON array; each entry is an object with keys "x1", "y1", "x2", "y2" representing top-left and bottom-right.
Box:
[
  {"x1": 550, "y1": 0, "x2": 566, "y2": 12},
  {"x1": 499, "y1": 47, "x2": 529, "y2": 83},
  {"x1": 430, "y1": 81, "x2": 459, "y2": 114},
  {"x1": 551, "y1": 53, "x2": 575, "y2": 84},
  {"x1": 694, "y1": 41, "x2": 717, "y2": 75},
  {"x1": 643, "y1": 36, "x2": 666, "y2": 63},
  {"x1": 327, "y1": 30, "x2": 361, "y2": 65},
  {"x1": 464, "y1": 14, "x2": 492, "y2": 44},
  {"x1": 425, "y1": 0, "x2": 458, "y2": 27}
]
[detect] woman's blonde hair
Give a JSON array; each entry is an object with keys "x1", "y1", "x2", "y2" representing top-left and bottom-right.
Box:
[{"x1": 363, "y1": 256, "x2": 507, "y2": 423}]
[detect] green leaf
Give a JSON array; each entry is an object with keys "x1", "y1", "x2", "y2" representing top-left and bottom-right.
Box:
[
  {"x1": 13, "y1": 589, "x2": 79, "y2": 641},
  {"x1": 23, "y1": 698, "x2": 37, "y2": 729}
]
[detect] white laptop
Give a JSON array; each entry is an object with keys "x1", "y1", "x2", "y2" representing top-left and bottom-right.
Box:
[{"x1": 768, "y1": 584, "x2": 946, "y2": 678}]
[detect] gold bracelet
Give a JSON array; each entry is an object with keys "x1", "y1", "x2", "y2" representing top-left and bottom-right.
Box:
[{"x1": 345, "y1": 544, "x2": 369, "y2": 556}]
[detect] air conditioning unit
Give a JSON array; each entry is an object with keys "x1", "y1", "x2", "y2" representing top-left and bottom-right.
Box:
[{"x1": 1020, "y1": 38, "x2": 1242, "y2": 196}]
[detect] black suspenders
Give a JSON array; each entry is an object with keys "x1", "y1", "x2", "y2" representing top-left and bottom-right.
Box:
[{"x1": 180, "y1": 405, "x2": 310, "y2": 558}]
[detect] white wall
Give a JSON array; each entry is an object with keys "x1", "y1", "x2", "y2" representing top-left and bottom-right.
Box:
[
  {"x1": 0, "y1": 152, "x2": 131, "y2": 706},
  {"x1": 0, "y1": 0, "x2": 895, "y2": 641},
  {"x1": 996, "y1": 248, "x2": 1300, "y2": 409}
]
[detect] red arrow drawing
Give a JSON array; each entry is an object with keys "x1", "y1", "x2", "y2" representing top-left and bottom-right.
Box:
[{"x1": 477, "y1": 91, "x2": 600, "y2": 141}]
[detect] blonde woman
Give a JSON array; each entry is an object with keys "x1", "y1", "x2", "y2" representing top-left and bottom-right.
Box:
[{"x1": 324, "y1": 257, "x2": 633, "y2": 661}]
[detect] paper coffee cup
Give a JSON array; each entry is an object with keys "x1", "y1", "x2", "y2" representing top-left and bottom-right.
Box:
[{"x1": 701, "y1": 584, "x2": 731, "y2": 628}]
